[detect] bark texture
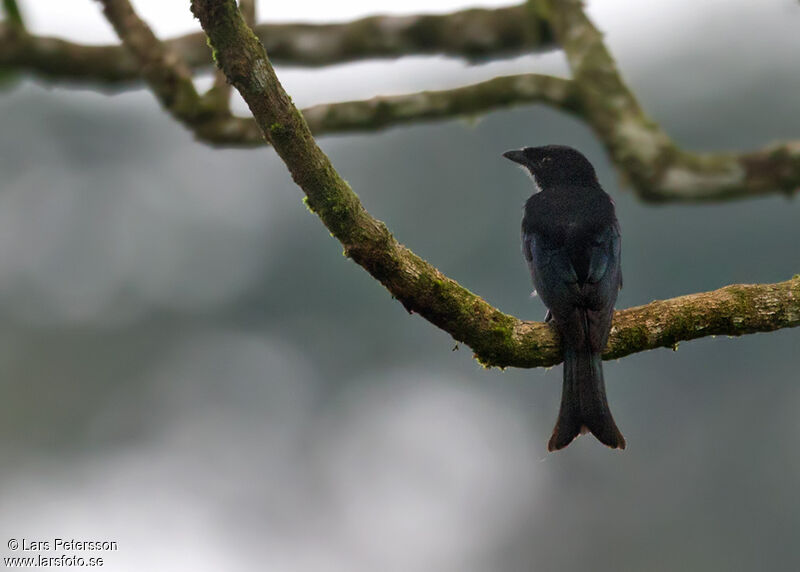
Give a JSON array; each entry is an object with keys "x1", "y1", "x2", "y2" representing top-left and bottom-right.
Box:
[
  {"x1": 0, "y1": 3, "x2": 554, "y2": 83},
  {"x1": 548, "y1": 0, "x2": 800, "y2": 202}
]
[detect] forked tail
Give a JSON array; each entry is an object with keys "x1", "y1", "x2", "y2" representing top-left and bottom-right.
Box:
[{"x1": 547, "y1": 344, "x2": 625, "y2": 452}]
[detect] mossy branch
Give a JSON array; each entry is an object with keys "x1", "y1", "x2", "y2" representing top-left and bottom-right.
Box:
[
  {"x1": 96, "y1": 0, "x2": 262, "y2": 143},
  {"x1": 301, "y1": 73, "x2": 581, "y2": 134},
  {"x1": 96, "y1": 0, "x2": 210, "y2": 125},
  {"x1": 205, "y1": 0, "x2": 255, "y2": 111},
  {"x1": 548, "y1": 0, "x2": 800, "y2": 202},
  {"x1": 190, "y1": 0, "x2": 800, "y2": 369},
  {"x1": 238, "y1": 0, "x2": 255, "y2": 28},
  {"x1": 1, "y1": 0, "x2": 24, "y2": 32},
  {"x1": 192, "y1": 73, "x2": 582, "y2": 147},
  {"x1": 0, "y1": 3, "x2": 553, "y2": 86}
]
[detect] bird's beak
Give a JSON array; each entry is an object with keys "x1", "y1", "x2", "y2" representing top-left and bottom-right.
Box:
[{"x1": 502, "y1": 149, "x2": 526, "y2": 165}]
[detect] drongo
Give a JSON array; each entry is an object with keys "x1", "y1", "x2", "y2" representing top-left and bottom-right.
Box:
[{"x1": 504, "y1": 145, "x2": 625, "y2": 451}]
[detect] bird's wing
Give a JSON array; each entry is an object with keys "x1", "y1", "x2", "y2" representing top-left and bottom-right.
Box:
[
  {"x1": 585, "y1": 223, "x2": 621, "y2": 287},
  {"x1": 523, "y1": 229, "x2": 580, "y2": 311},
  {"x1": 524, "y1": 231, "x2": 577, "y2": 283},
  {"x1": 581, "y1": 223, "x2": 622, "y2": 351}
]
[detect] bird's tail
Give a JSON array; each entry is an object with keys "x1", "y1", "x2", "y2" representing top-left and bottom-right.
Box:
[{"x1": 547, "y1": 314, "x2": 625, "y2": 452}]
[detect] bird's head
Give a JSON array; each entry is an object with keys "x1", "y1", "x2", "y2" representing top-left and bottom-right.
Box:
[{"x1": 502, "y1": 145, "x2": 598, "y2": 191}]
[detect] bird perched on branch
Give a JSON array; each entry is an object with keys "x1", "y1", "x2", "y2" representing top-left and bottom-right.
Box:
[{"x1": 503, "y1": 145, "x2": 625, "y2": 452}]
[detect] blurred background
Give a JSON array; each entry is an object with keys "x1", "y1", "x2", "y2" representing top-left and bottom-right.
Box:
[{"x1": 0, "y1": 1, "x2": 799, "y2": 570}]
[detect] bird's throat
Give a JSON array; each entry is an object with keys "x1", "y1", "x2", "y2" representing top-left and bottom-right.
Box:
[{"x1": 517, "y1": 165, "x2": 542, "y2": 194}]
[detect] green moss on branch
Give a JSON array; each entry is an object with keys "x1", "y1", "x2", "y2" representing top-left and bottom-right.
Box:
[
  {"x1": 2, "y1": 0, "x2": 24, "y2": 31},
  {"x1": 547, "y1": 0, "x2": 800, "y2": 202},
  {"x1": 0, "y1": 3, "x2": 556, "y2": 87}
]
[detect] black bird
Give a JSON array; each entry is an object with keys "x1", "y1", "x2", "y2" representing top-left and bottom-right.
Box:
[{"x1": 503, "y1": 145, "x2": 625, "y2": 451}]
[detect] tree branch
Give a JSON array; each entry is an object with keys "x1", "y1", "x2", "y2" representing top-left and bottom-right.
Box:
[
  {"x1": 548, "y1": 0, "x2": 800, "y2": 202},
  {"x1": 206, "y1": 0, "x2": 256, "y2": 111},
  {"x1": 1, "y1": 0, "x2": 25, "y2": 32},
  {"x1": 604, "y1": 279, "x2": 800, "y2": 362},
  {"x1": 239, "y1": 0, "x2": 255, "y2": 28},
  {"x1": 0, "y1": 3, "x2": 554, "y2": 87},
  {"x1": 301, "y1": 73, "x2": 580, "y2": 135},
  {"x1": 0, "y1": 0, "x2": 24, "y2": 86},
  {"x1": 190, "y1": 0, "x2": 800, "y2": 368},
  {"x1": 95, "y1": 0, "x2": 259, "y2": 147},
  {"x1": 95, "y1": 0, "x2": 210, "y2": 126},
  {"x1": 74, "y1": 70, "x2": 579, "y2": 148}
]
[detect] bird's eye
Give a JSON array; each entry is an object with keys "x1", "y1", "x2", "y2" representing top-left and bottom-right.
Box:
[{"x1": 540, "y1": 156, "x2": 552, "y2": 164}]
